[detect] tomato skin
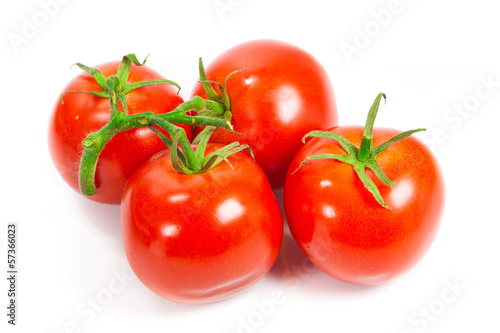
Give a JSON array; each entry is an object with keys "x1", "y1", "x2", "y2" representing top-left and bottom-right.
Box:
[
  {"x1": 284, "y1": 127, "x2": 445, "y2": 285},
  {"x1": 121, "y1": 145, "x2": 283, "y2": 303},
  {"x1": 192, "y1": 39, "x2": 337, "y2": 189},
  {"x1": 48, "y1": 61, "x2": 189, "y2": 204}
]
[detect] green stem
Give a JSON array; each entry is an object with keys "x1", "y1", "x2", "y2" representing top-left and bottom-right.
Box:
[
  {"x1": 73, "y1": 53, "x2": 238, "y2": 197},
  {"x1": 79, "y1": 112, "x2": 127, "y2": 196},
  {"x1": 146, "y1": 116, "x2": 201, "y2": 170},
  {"x1": 78, "y1": 94, "x2": 231, "y2": 196},
  {"x1": 116, "y1": 54, "x2": 145, "y2": 88},
  {"x1": 106, "y1": 76, "x2": 121, "y2": 114},
  {"x1": 358, "y1": 93, "x2": 386, "y2": 161},
  {"x1": 122, "y1": 79, "x2": 180, "y2": 94},
  {"x1": 158, "y1": 96, "x2": 229, "y2": 125},
  {"x1": 198, "y1": 57, "x2": 222, "y2": 103}
]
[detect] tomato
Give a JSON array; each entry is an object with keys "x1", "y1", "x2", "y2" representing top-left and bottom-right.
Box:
[
  {"x1": 121, "y1": 144, "x2": 283, "y2": 303},
  {"x1": 191, "y1": 39, "x2": 338, "y2": 188},
  {"x1": 48, "y1": 61, "x2": 189, "y2": 204},
  {"x1": 284, "y1": 126, "x2": 445, "y2": 285}
]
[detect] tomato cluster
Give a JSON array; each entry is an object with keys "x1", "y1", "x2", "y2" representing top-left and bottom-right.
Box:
[{"x1": 48, "y1": 40, "x2": 445, "y2": 304}]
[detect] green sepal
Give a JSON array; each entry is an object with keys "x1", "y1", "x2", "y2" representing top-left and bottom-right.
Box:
[
  {"x1": 197, "y1": 143, "x2": 253, "y2": 173},
  {"x1": 169, "y1": 130, "x2": 186, "y2": 173},
  {"x1": 372, "y1": 128, "x2": 426, "y2": 157},
  {"x1": 200, "y1": 141, "x2": 240, "y2": 168},
  {"x1": 196, "y1": 155, "x2": 222, "y2": 174},
  {"x1": 220, "y1": 69, "x2": 244, "y2": 113},
  {"x1": 198, "y1": 58, "x2": 222, "y2": 103},
  {"x1": 123, "y1": 79, "x2": 181, "y2": 95},
  {"x1": 292, "y1": 153, "x2": 356, "y2": 175},
  {"x1": 73, "y1": 62, "x2": 108, "y2": 91},
  {"x1": 364, "y1": 159, "x2": 395, "y2": 187},
  {"x1": 197, "y1": 58, "x2": 243, "y2": 119},
  {"x1": 145, "y1": 119, "x2": 253, "y2": 176},
  {"x1": 303, "y1": 130, "x2": 359, "y2": 156},
  {"x1": 353, "y1": 163, "x2": 391, "y2": 210},
  {"x1": 60, "y1": 90, "x2": 108, "y2": 103},
  {"x1": 117, "y1": 93, "x2": 128, "y2": 115},
  {"x1": 193, "y1": 126, "x2": 216, "y2": 161},
  {"x1": 116, "y1": 54, "x2": 147, "y2": 89},
  {"x1": 358, "y1": 93, "x2": 386, "y2": 161},
  {"x1": 147, "y1": 126, "x2": 187, "y2": 167}
]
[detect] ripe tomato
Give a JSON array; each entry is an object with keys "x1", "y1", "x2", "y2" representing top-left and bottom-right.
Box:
[
  {"x1": 121, "y1": 144, "x2": 283, "y2": 303},
  {"x1": 48, "y1": 61, "x2": 189, "y2": 204},
  {"x1": 284, "y1": 126, "x2": 445, "y2": 285},
  {"x1": 192, "y1": 39, "x2": 338, "y2": 188}
]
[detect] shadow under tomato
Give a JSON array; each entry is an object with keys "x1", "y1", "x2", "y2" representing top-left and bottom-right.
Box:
[
  {"x1": 78, "y1": 198, "x2": 122, "y2": 243},
  {"x1": 125, "y1": 272, "x2": 259, "y2": 318},
  {"x1": 273, "y1": 187, "x2": 285, "y2": 212},
  {"x1": 269, "y1": 226, "x2": 376, "y2": 295}
]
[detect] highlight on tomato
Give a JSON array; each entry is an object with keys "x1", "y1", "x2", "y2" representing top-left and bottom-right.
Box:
[
  {"x1": 284, "y1": 93, "x2": 445, "y2": 285},
  {"x1": 121, "y1": 127, "x2": 283, "y2": 304},
  {"x1": 192, "y1": 39, "x2": 338, "y2": 189}
]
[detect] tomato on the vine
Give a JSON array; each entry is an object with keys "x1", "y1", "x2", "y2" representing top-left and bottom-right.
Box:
[
  {"x1": 48, "y1": 61, "x2": 189, "y2": 204},
  {"x1": 121, "y1": 143, "x2": 283, "y2": 303},
  {"x1": 284, "y1": 94, "x2": 445, "y2": 285},
  {"x1": 192, "y1": 39, "x2": 338, "y2": 188}
]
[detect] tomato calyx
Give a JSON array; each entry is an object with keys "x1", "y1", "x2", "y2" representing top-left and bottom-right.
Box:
[
  {"x1": 60, "y1": 54, "x2": 182, "y2": 115},
  {"x1": 197, "y1": 57, "x2": 243, "y2": 121},
  {"x1": 155, "y1": 124, "x2": 254, "y2": 175},
  {"x1": 293, "y1": 93, "x2": 425, "y2": 209}
]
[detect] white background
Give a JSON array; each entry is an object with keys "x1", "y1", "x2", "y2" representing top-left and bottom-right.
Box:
[{"x1": 1, "y1": 0, "x2": 499, "y2": 332}]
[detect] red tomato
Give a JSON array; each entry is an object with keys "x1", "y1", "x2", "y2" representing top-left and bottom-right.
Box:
[
  {"x1": 48, "y1": 61, "x2": 189, "y2": 204},
  {"x1": 284, "y1": 127, "x2": 445, "y2": 285},
  {"x1": 192, "y1": 39, "x2": 338, "y2": 189},
  {"x1": 121, "y1": 144, "x2": 283, "y2": 303}
]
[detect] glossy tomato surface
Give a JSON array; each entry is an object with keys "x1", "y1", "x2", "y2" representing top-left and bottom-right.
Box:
[
  {"x1": 48, "y1": 61, "x2": 189, "y2": 204},
  {"x1": 284, "y1": 127, "x2": 445, "y2": 285},
  {"x1": 121, "y1": 144, "x2": 283, "y2": 303},
  {"x1": 192, "y1": 39, "x2": 337, "y2": 188}
]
